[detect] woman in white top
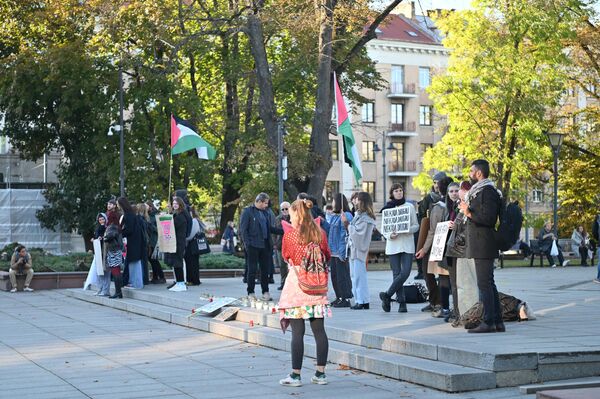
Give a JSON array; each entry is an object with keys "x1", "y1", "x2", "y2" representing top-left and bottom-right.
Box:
[
  {"x1": 571, "y1": 226, "x2": 590, "y2": 266},
  {"x1": 378, "y1": 184, "x2": 419, "y2": 313}
]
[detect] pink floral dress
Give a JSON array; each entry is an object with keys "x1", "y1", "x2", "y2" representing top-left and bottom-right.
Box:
[{"x1": 278, "y1": 222, "x2": 332, "y2": 331}]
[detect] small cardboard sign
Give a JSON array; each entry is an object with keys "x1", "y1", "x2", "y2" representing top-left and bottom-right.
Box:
[
  {"x1": 429, "y1": 221, "x2": 452, "y2": 262},
  {"x1": 156, "y1": 214, "x2": 177, "y2": 253},
  {"x1": 213, "y1": 307, "x2": 240, "y2": 322},
  {"x1": 196, "y1": 297, "x2": 238, "y2": 315},
  {"x1": 381, "y1": 205, "x2": 412, "y2": 235}
]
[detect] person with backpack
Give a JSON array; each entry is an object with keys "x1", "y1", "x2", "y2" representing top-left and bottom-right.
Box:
[
  {"x1": 327, "y1": 193, "x2": 354, "y2": 308},
  {"x1": 415, "y1": 172, "x2": 446, "y2": 279},
  {"x1": 278, "y1": 198, "x2": 331, "y2": 387},
  {"x1": 379, "y1": 184, "x2": 419, "y2": 313},
  {"x1": 458, "y1": 159, "x2": 504, "y2": 333},
  {"x1": 348, "y1": 192, "x2": 377, "y2": 310}
]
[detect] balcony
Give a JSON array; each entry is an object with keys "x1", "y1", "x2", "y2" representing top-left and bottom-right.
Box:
[
  {"x1": 387, "y1": 83, "x2": 417, "y2": 98},
  {"x1": 388, "y1": 121, "x2": 417, "y2": 137},
  {"x1": 388, "y1": 160, "x2": 419, "y2": 177}
]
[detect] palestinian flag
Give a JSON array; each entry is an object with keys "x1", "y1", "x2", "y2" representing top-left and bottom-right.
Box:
[
  {"x1": 334, "y1": 73, "x2": 362, "y2": 182},
  {"x1": 170, "y1": 115, "x2": 216, "y2": 160}
]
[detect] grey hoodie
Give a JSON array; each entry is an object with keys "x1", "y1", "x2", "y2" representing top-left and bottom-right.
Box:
[{"x1": 348, "y1": 211, "x2": 376, "y2": 261}]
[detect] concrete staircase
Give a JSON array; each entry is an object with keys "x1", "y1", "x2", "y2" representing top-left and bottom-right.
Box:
[{"x1": 62, "y1": 288, "x2": 600, "y2": 393}]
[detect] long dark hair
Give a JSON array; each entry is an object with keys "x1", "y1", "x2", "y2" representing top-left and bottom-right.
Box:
[
  {"x1": 117, "y1": 197, "x2": 134, "y2": 214},
  {"x1": 333, "y1": 193, "x2": 350, "y2": 214}
]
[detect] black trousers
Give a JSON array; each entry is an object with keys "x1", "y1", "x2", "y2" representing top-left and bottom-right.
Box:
[
  {"x1": 184, "y1": 250, "x2": 200, "y2": 284},
  {"x1": 246, "y1": 243, "x2": 271, "y2": 294},
  {"x1": 545, "y1": 250, "x2": 565, "y2": 266},
  {"x1": 329, "y1": 257, "x2": 353, "y2": 299},
  {"x1": 474, "y1": 258, "x2": 502, "y2": 325},
  {"x1": 448, "y1": 258, "x2": 459, "y2": 315},
  {"x1": 148, "y1": 246, "x2": 164, "y2": 280},
  {"x1": 579, "y1": 246, "x2": 589, "y2": 265}
]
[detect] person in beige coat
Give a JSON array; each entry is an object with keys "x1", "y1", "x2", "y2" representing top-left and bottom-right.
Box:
[{"x1": 9, "y1": 245, "x2": 34, "y2": 292}]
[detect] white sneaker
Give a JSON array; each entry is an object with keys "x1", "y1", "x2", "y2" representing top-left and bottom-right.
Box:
[
  {"x1": 593, "y1": 279, "x2": 600, "y2": 284},
  {"x1": 262, "y1": 292, "x2": 271, "y2": 301},
  {"x1": 10, "y1": 288, "x2": 17, "y2": 293},
  {"x1": 551, "y1": 264, "x2": 557, "y2": 268},
  {"x1": 311, "y1": 373, "x2": 328, "y2": 385},
  {"x1": 279, "y1": 374, "x2": 302, "y2": 387},
  {"x1": 169, "y1": 282, "x2": 187, "y2": 292},
  {"x1": 562, "y1": 260, "x2": 570, "y2": 267},
  {"x1": 23, "y1": 287, "x2": 34, "y2": 292}
]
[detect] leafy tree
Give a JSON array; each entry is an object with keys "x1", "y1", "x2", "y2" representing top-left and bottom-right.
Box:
[{"x1": 419, "y1": 0, "x2": 582, "y2": 198}]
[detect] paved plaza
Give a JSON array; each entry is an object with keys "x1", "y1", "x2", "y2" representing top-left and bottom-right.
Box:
[{"x1": 1, "y1": 265, "x2": 600, "y2": 398}]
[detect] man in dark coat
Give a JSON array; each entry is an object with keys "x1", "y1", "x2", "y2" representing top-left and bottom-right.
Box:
[
  {"x1": 459, "y1": 159, "x2": 503, "y2": 333},
  {"x1": 239, "y1": 193, "x2": 276, "y2": 301}
]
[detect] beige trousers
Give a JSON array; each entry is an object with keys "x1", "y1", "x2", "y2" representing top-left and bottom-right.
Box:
[{"x1": 9, "y1": 267, "x2": 34, "y2": 288}]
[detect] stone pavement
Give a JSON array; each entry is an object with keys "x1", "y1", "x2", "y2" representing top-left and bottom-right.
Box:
[{"x1": 0, "y1": 290, "x2": 542, "y2": 399}]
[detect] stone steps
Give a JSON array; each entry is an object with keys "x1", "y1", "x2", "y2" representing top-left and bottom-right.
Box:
[{"x1": 62, "y1": 288, "x2": 495, "y2": 392}]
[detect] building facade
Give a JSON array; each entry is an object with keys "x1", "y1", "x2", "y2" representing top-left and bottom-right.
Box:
[{"x1": 326, "y1": 9, "x2": 449, "y2": 209}]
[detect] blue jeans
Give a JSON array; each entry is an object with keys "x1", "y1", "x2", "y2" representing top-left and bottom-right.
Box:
[
  {"x1": 350, "y1": 258, "x2": 369, "y2": 305},
  {"x1": 98, "y1": 272, "x2": 111, "y2": 295},
  {"x1": 128, "y1": 260, "x2": 144, "y2": 289},
  {"x1": 386, "y1": 252, "x2": 413, "y2": 303}
]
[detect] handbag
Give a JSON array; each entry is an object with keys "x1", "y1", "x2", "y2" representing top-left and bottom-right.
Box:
[
  {"x1": 196, "y1": 232, "x2": 211, "y2": 255},
  {"x1": 550, "y1": 240, "x2": 559, "y2": 256},
  {"x1": 403, "y1": 283, "x2": 428, "y2": 303}
]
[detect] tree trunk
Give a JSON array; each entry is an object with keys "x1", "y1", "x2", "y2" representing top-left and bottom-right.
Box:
[{"x1": 305, "y1": 0, "x2": 336, "y2": 206}]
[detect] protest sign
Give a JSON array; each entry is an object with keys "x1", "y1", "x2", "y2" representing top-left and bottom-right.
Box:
[
  {"x1": 196, "y1": 297, "x2": 238, "y2": 315},
  {"x1": 381, "y1": 205, "x2": 412, "y2": 235},
  {"x1": 429, "y1": 221, "x2": 451, "y2": 262},
  {"x1": 156, "y1": 214, "x2": 177, "y2": 253}
]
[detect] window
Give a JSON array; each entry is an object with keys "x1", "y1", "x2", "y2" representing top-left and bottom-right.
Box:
[
  {"x1": 330, "y1": 140, "x2": 339, "y2": 161},
  {"x1": 391, "y1": 103, "x2": 404, "y2": 124},
  {"x1": 419, "y1": 67, "x2": 431, "y2": 88},
  {"x1": 389, "y1": 139, "x2": 405, "y2": 171},
  {"x1": 362, "y1": 181, "x2": 375, "y2": 202},
  {"x1": 325, "y1": 181, "x2": 339, "y2": 203},
  {"x1": 419, "y1": 105, "x2": 432, "y2": 126},
  {"x1": 532, "y1": 189, "x2": 544, "y2": 203},
  {"x1": 362, "y1": 141, "x2": 375, "y2": 162},
  {"x1": 391, "y1": 65, "x2": 404, "y2": 93},
  {"x1": 361, "y1": 102, "x2": 374, "y2": 123}
]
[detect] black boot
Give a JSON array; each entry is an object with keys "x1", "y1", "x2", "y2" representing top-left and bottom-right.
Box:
[{"x1": 110, "y1": 273, "x2": 123, "y2": 299}]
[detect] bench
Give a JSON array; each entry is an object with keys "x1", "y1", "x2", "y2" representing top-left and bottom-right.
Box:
[{"x1": 368, "y1": 240, "x2": 387, "y2": 263}]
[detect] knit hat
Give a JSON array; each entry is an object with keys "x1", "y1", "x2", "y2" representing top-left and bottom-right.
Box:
[{"x1": 433, "y1": 171, "x2": 447, "y2": 181}]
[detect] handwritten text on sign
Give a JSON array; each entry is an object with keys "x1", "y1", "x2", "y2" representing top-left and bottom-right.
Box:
[
  {"x1": 429, "y1": 221, "x2": 452, "y2": 262},
  {"x1": 381, "y1": 205, "x2": 411, "y2": 235}
]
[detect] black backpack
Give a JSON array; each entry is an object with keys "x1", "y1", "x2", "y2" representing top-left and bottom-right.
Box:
[{"x1": 496, "y1": 200, "x2": 523, "y2": 251}]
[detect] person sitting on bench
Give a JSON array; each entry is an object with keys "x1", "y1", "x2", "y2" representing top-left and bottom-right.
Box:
[{"x1": 9, "y1": 245, "x2": 34, "y2": 293}]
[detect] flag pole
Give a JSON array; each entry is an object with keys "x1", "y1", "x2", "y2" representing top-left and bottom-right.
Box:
[{"x1": 168, "y1": 151, "x2": 173, "y2": 204}]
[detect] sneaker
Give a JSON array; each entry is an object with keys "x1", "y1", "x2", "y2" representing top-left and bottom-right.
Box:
[
  {"x1": 432, "y1": 308, "x2": 450, "y2": 318},
  {"x1": 261, "y1": 292, "x2": 271, "y2": 301},
  {"x1": 279, "y1": 374, "x2": 302, "y2": 387},
  {"x1": 311, "y1": 373, "x2": 328, "y2": 385},
  {"x1": 593, "y1": 279, "x2": 600, "y2": 284},
  {"x1": 330, "y1": 298, "x2": 341, "y2": 306},
  {"x1": 421, "y1": 304, "x2": 434, "y2": 312},
  {"x1": 562, "y1": 260, "x2": 570, "y2": 267},
  {"x1": 551, "y1": 264, "x2": 557, "y2": 268},
  {"x1": 10, "y1": 288, "x2": 17, "y2": 293},
  {"x1": 169, "y1": 282, "x2": 187, "y2": 292},
  {"x1": 23, "y1": 287, "x2": 34, "y2": 292},
  {"x1": 332, "y1": 299, "x2": 350, "y2": 308}
]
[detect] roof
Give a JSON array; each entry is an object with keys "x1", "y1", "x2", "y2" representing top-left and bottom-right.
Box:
[{"x1": 374, "y1": 14, "x2": 440, "y2": 45}]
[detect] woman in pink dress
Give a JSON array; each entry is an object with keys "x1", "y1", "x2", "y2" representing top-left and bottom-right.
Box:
[{"x1": 278, "y1": 198, "x2": 331, "y2": 387}]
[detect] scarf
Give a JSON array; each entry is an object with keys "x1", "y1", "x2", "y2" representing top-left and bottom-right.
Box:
[
  {"x1": 465, "y1": 178, "x2": 501, "y2": 205},
  {"x1": 380, "y1": 198, "x2": 406, "y2": 212}
]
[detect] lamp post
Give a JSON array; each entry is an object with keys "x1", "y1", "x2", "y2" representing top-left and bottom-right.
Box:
[
  {"x1": 546, "y1": 131, "x2": 564, "y2": 237},
  {"x1": 118, "y1": 66, "x2": 125, "y2": 197},
  {"x1": 373, "y1": 132, "x2": 395, "y2": 201},
  {"x1": 277, "y1": 118, "x2": 287, "y2": 205}
]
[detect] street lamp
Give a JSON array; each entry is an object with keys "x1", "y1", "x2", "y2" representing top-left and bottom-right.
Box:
[
  {"x1": 546, "y1": 131, "x2": 564, "y2": 237},
  {"x1": 118, "y1": 66, "x2": 125, "y2": 197},
  {"x1": 373, "y1": 133, "x2": 395, "y2": 200}
]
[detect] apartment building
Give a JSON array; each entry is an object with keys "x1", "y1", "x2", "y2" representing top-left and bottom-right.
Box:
[{"x1": 326, "y1": 7, "x2": 450, "y2": 209}]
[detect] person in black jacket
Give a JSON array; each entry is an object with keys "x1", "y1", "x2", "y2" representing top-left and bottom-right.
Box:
[
  {"x1": 165, "y1": 196, "x2": 189, "y2": 292},
  {"x1": 593, "y1": 215, "x2": 600, "y2": 283},
  {"x1": 146, "y1": 201, "x2": 165, "y2": 284},
  {"x1": 117, "y1": 197, "x2": 145, "y2": 289},
  {"x1": 239, "y1": 193, "x2": 277, "y2": 301},
  {"x1": 459, "y1": 160, "x2": 504, "y2": 333}
]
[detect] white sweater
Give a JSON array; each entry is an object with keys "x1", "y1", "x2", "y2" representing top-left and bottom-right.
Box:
[{"x1": 382, "y1": 203, "x2": 420, "y2": 255}]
